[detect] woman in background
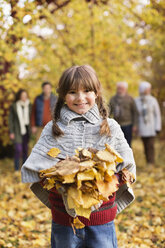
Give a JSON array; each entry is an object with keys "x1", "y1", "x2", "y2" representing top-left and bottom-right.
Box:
[
  {"x1": 9, "y1": 89, "x2": 31, "y2": 171},
  {"x1": 135, "y1": 81, "x2": 162, "y2": 166}
]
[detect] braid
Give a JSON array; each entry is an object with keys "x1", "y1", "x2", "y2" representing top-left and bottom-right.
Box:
[
  {"x1": 96, "y1": 96, "x2": 111, "y2": 136},
  {"x1": 52, "y1": 98, "x2": 65, "y2": 137}
]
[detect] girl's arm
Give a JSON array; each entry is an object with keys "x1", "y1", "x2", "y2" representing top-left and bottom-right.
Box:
[
  {"x1": 108, "y1": 120, "x2": 136, "y2": 213},
  {"x1": 109, "y1": 119, "x2": 136, "y2": 179}
]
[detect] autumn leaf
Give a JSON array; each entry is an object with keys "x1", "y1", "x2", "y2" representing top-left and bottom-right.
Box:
[
  {"x1": 47, "y1": 148, "x2": 61, "y2": 158},
  {"x1": 71, "y1": 217, "x2": 85, "y2": 233},
  {"x1": 105, "y1": 143, "x2": 124, "y2": 163},
  {"x1": 96, "y1": 175, "x2": 119, "y2": 199},
  {"x1": 96, "y1": 149, "x2": 116, "y2": 163}
]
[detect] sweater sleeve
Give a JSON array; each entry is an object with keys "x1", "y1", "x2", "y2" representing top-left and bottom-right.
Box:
[
  {"x1": 110, "y1": 119, "x2": 136, "y2": 179},
  {"x1": 21, "y1": 122, "x2": 61, "y2": 184},
  {"x1": 108, "y1": 119, "x2": 136, "y2": 213}
]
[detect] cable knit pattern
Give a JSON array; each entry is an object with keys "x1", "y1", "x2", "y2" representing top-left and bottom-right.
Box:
[{"x1": 21, "y1": 104, "x2": 136, "y2": 214}]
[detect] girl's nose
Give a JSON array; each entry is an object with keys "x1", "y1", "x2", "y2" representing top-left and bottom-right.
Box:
[{"x1": 77, "y1": 92, "x2": 85, "y2": 100}]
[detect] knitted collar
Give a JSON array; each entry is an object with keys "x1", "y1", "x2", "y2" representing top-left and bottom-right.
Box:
[{"x1": 60, "y1": 104, "x2": 101, "y2": 125}]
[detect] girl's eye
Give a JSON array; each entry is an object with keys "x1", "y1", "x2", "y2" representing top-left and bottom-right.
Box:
[
  {"x1": 84, "y1": 89, "x2": 91, "y2": 93},
  {"x1": 68, "y1": 90, "x2": 76, "y2": 94}
]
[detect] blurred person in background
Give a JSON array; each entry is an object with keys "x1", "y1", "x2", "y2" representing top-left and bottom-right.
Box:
[
  {"x1": 31, "y1": 81, "x2": 57, "y2": 139},
  {"x1": 135, "y1": 81, "x2": 162, "y2": 166},
  {"x1": 109, "y1": 81, "x2": 138, "y2": 147},
  {"x1": 9, "y1": 89, "x2": 31, "y2": 171}
]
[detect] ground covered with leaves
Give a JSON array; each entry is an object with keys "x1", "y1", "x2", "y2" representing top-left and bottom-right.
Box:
[{"x1": 0, "y1": 138, "x2": 164, "y2": 248}]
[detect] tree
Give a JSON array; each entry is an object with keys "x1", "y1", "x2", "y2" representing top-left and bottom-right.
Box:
[{"x1": 0, "y1": 0, "x2": 165, "y2": 146}]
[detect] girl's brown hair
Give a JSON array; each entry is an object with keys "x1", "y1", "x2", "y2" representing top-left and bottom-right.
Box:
[{"x1": 52, "y1": 65, "x2": 110, "y2": 137}]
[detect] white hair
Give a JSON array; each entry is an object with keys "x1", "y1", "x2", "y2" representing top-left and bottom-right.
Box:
[
  {"x1": 116, "y1": 81, "x2": 128, "y2": 89},
  {"x1": 139, "y1": 81, "x2": 151, "y2": 94}
]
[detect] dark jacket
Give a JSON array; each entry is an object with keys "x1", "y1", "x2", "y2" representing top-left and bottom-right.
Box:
[
  {"x1": 109, "y1": 94, "x2": 138, "y2": 127},
  {"x1": 31, "y1": 93, "x2": 57, "y2": 127},
  {"x1": 8, "y1": 102, "x2": 31, "y2": 143}
]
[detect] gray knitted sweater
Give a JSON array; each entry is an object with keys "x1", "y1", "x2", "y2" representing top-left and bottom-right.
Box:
[{"x1": 21, "y1": 104, "x2": 136, "y2": 214}]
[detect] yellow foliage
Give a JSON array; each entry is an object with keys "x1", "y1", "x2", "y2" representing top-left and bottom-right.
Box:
[
  {"x1": 39, "y1": 144, "x2": 133, "y2": 222},
  {"x1": 1, "y1": 0, "x2": 165, "y2": 147},
  {"x1": 73, "y1": 217, "x2": 85, "y2": 229},
  {"x1": 47, "y1": 147, "x2": 61, "y2": 158}
]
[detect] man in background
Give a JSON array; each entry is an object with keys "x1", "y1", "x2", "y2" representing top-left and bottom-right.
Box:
[
  {"x1": 31, "y1": 82, "x2": 57, "y2": 139},
  {"x1": 109, "y1": 81, "x2": 138, "y2": 147}
]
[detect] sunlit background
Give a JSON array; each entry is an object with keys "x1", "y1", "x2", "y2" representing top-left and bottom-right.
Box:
[{"x1": 0, "y1": 1, "x2": 165, "y2": 247}]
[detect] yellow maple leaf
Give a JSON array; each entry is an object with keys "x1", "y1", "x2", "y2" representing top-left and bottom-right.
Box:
[
  {"x1": 75, "y1": 206, "x2": 91, "y2": 219},
  {"x1": 43, "y1": 177, "x2": 56, "y2": 190},
  {"x1": 96, "y1": 175, "x2": 119, "y2": 199},
  {"x1": 73, "y1": 217, "x2": 85, "y2": 229},
  {"x1": 47, "y1": 148, "x2": 61, "y2": 158},
  {"x1": 105, "y1": 143, "x2": 123, "y2": 163}
]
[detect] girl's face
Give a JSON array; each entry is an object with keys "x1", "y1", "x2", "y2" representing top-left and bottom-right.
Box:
[
  {"x1": 20, "y1": 91, "x2": 28, "y2": 102},
  {"x1": 65, "y1": 87, "x2": 97, "y2": 114}
]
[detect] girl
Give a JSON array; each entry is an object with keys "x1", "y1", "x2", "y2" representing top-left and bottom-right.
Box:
[
  {"x1": 21, "y1": 65, "x2": 136, "y2": 248},
  {"x1": 9, "y1": 89, "x2": 31, "y2": 171}
]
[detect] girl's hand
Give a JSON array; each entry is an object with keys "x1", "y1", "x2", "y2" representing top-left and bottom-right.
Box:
[
  {"x1": 121, "y1": 168, "x2": 135, "y2": 185},
  {"x1": 10, "y1": 133, "x2": 15, "y2": 140}
]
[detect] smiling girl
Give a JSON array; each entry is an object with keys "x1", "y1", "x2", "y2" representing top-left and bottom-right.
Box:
[{"x1": 21, "y1": 65, "x2": 136, "y2": 248}]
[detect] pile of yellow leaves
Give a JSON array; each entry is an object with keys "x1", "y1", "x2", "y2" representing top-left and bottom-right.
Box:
[{"x1": 39, "y1": 144, "x2": 133, "y2": 222}]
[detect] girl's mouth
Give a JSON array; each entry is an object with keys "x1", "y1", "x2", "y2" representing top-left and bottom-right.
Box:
[{"x1": 74, "y1": 103, "x2": 87, "y2": 107}]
